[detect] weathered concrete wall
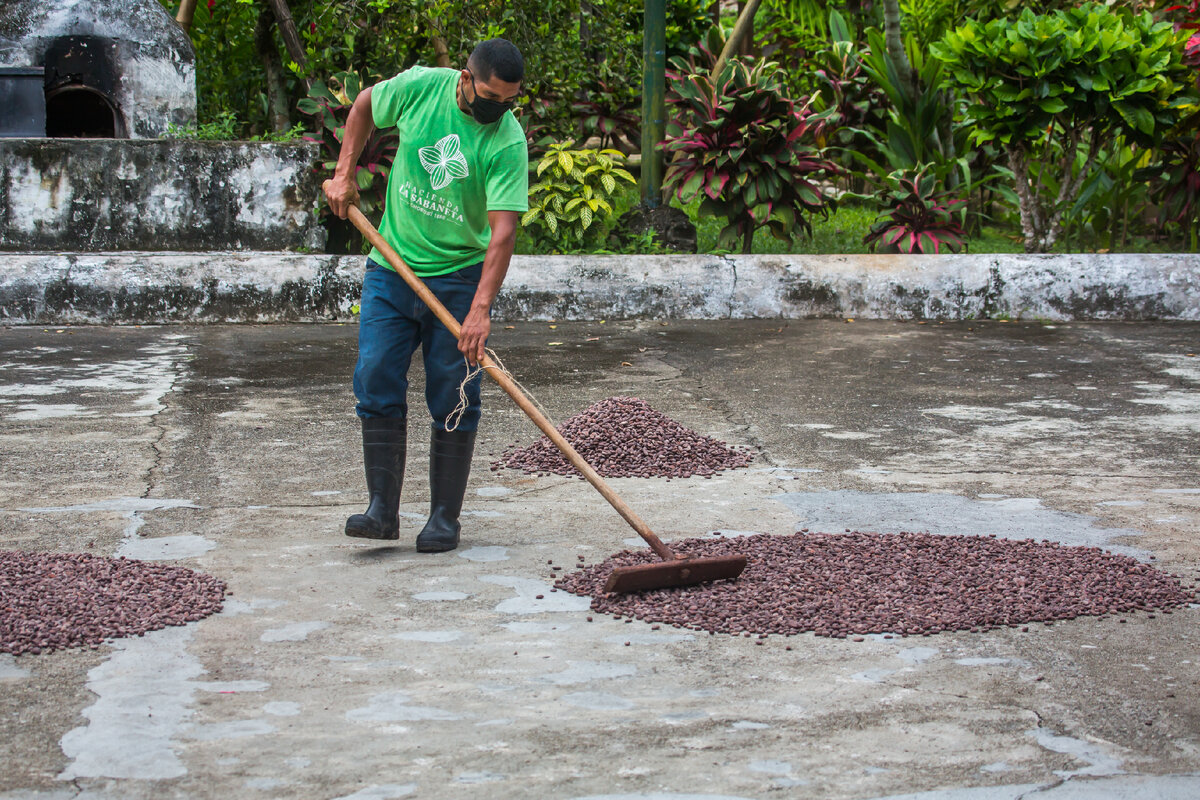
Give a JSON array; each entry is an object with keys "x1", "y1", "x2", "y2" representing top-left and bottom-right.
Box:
[
  {"x1": 0, "y1": 0, "x2": 196, "y2": 137},
  {"x1": 0, "y1": 140, "x2": 325, "y2": 252},
  {"x1": 0, "y1": 253, "x2": 359, "y2": 324},
  {"x1": 495, "y1": 253, "x2": 1200, "y2": 322},
  {"x1": 1, "y1": 252, "x2": 1197, "y2": 324}
]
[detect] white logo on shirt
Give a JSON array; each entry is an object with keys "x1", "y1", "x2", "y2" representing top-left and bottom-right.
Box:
[{"x1": 418, "y1": 134, "x2": 470, "y2": 191}]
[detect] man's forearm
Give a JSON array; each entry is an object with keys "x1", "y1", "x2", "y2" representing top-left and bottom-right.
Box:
[
  {"x1": 471, "y1": 213, "x2": 519, "y2": 313},
  {"x1": 334, "y1": 87, "x2": 376, "y2": 180}
]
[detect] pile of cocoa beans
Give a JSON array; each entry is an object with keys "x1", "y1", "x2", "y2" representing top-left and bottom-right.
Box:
[
  {"x1": 492, "y1": 396, "x2": 753, "y2": 479},
  {"x1": 1, "y1": 551, "x2": 227, "y2": 656},
  {"x1": 555, "y1": 531, "x2": 1197, "y2": 638}
]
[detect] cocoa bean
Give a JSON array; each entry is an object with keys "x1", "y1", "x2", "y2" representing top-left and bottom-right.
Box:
[
  {"x1": 553, "y1": 531, "x2": 1195, "y2": 640},
  {"x1": 1, "y1": 550, "x2": 226, "y2": 656},
  {"x1": 492, "y1": 397, "x2": 753, "y2": 479}
]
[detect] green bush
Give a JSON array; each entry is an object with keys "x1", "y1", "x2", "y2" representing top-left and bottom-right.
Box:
[
  {"x1": 522, "y1": 143, "x2": 637, "y2": 252},
  {"x1": 932, "y1": 3, "x2": 1199, "y2": 252}
]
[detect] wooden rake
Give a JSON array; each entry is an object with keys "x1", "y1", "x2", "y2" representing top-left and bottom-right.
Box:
[{"x1": 343, "y1": 201, "x2": 747, "y2": 593}]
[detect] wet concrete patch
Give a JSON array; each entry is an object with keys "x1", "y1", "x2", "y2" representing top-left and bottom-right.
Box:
[
  {"x1": 454, "y1": 770, "x2": 506, "y2": 784},
  {"x1": 59, "y1": 626, "x2": 202, "y2": 780},
  {"x1": 480, "y1": 575, "x2": 592, "y2": 614},
  {"x1": 116, "y1": 533, "x2": 215, "y2": 561},
  {"x1": 773, "y1": 491, "x2": 1150, "y2": 558},
  {"x1": 0, "y1": 654, "x2": 30, "y2": 680},
  {"x1": 863, "y1": 775, "x2": 1200, "y2": 799},
  {"x1": 730, "y1": 721, "x2": 771, "y2": 731},
  {"x1": 458, "y1": 545, "x2": 510, "y2": 562},
  {"x1": 539, "y1": 661, "x2": 637, "y2": 684},
  {"x1": 330, "y1": 786, "x2": 418, "y2": 800},
  {"x1": 180, "y1": 719, "x2": 277, "y2": 741},
  {"x1": 1030, "y1": 728, "x2": 1125, "y2": 777},
  {"x1": 560, "y1": 691, "x2": 637, "y2": 711},
  {"x1": 567, "y1": 795, "x2": 759, "y2": 800},
  {"x1": 862, "y1": 786, "x2": 1042, "y2": 800},
  {"x1": 393, "y1": 630, "x2": 465, "y2": 643}
]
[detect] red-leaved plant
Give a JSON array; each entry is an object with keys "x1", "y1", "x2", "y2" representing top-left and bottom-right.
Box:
[
  {"x1": 662, "y1": 30, "x2": 838, "y2": 253},
  {"x1": 1152, "y1": 3, "x2": 1200, "y2": 246},
  {"x1": 572, "y1": 79, "x2": 640, "y2": 153},
  {"x1": 298, "y1": 71, "x2": 398, "y2": 218},
  {"x1": 518, "y1": 94, "x2": 572, "y2": 161},
  {"x1": 1154, "y1": 134, "x2": 1200, "y2": 241},
  {"x1": 864, "y1": 169, "x2": 967, "y2": 254}
]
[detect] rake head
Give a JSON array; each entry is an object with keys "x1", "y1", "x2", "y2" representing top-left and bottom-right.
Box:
[{"x1": 602, "y1": 554, "x2": 748, "y2": 594}]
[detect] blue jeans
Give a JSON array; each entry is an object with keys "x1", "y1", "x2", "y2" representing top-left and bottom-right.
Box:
[{"x1": 354, "y1": 259, "x2": 486, "y2": 431}]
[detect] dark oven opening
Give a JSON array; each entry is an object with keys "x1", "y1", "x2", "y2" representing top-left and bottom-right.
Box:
[
  {"x1": 42, "y1": 35, "x2": 124, "y2": 138},
  {"x1": 45, "y1": 86, "x2": 120, "y2": 138}
]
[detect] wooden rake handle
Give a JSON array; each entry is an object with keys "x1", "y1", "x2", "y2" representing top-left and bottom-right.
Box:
[{"x1": 344, "y1": 204, "x2": 678, "y2": 562}]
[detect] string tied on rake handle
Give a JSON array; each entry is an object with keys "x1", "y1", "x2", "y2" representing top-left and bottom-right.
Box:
[{"x1": 446, "y1": 347, "x2": 555, "y2": 433}]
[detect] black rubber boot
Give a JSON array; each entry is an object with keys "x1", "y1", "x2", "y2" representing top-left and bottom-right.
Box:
[
  {"x1": 345, "y1": 417, "x2": 406, "y2": 540},
  {"x1": 415, "y1": 428, "x2": 476, "y2": 553}
]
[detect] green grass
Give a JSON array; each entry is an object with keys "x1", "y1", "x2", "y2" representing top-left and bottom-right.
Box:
[
  {"x1": 677, "y1": 199, "x2": 1175, "y2": 255},
  {"x1": 684, "y1": 198, "x2": 883, "y2": 255}
]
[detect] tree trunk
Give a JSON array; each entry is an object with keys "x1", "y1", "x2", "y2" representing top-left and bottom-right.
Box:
[
  {"x1": 711, "y1": 0, "x2": 762, "y2": 80},
  {"x1": 176, "y1": 0, "x2": 199, "y2": 32},
  {"x1": 1008, "y1": 146, "x2": 1046, "y2": 253},
  {"x1": 735, "y1": 1, "x2": 755, "y2": 57},
  {"x1": 266, "y1": 0, "x2": 308, "y2": 74},
  {"x1": 255, "y1": 5, "x2": 292, "y2": 134},
  {"x1": 642, "y1": 0, "x2": 667, "y2": 207},
  {"x1": 881, "y1": 0, "x2": 915, "y2": 101},
  {"x1": 581, "y1": 1, "x2": 593, "y2": 58},
  {"x1": 432, "y1": 34, "x2": 451, "y2": 68}
]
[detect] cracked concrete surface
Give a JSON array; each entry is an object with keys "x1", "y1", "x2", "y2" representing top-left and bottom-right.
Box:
[{"x1": 1, "y1": 320, "x2": 1198, "y2": 799}]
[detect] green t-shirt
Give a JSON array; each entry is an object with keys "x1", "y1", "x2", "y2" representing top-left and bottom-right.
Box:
[{"x1": 368, "y1": 66, "x2": 529, "y2": 276}]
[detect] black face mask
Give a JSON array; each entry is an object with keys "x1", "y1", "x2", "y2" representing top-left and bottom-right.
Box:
[{"x1": 464, "y1": 70, "x2": 514, "y2": 124}]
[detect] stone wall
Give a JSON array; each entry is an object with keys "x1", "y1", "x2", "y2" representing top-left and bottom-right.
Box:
[
  {"x1": 0, "y1": 139, "x2": 325, "y2": 252},
  {"x1": 2, "y1": 252, "x2": 1197, "y2": 325}
]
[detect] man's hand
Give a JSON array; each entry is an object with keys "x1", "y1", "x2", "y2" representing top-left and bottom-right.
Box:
[
  {"x1": 458, "y1": 306, "x2": 491, "y2": 367},
  {"x1": 457, "y1": 210, "x2": 518, "y2": 367},
  {"x1": 323, "y1": 176, "x2": 359, "y2": 220}
]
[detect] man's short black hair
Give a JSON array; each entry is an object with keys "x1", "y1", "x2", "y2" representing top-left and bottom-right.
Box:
[{"x1": 468, "y1": 38, "x2": 525, "y2": 84}]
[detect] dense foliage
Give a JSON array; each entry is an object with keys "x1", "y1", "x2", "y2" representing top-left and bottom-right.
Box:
[
  {"x1": 662, "y1": 30, "x2": 838, "y2": 253},
  {"x1": 161, "y1": 0, "x2": 708, "y2": 139},
  {"x1": 932, "y1": 2, "x2": 1198, "y2": 252},
  {"x1": 297, "y1": 72, "x2": 397, "y2": 218},
  {"x1": 163, "y1": 0, "x2": 1200, "y2": 256}
]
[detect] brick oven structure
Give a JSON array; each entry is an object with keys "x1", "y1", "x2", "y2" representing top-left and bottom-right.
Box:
[{"x1": 0, "y1": 0, "x2": 196, "y2": 138}]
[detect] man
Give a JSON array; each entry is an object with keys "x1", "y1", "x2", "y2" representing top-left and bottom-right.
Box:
[{"x1": 323, "y1": 39, "x2": 528, "y2": 553}]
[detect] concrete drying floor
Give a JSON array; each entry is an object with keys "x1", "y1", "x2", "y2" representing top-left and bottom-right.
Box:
[{"x1": 1, "y1": 319, "x2": 1198, "y2": 800}]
